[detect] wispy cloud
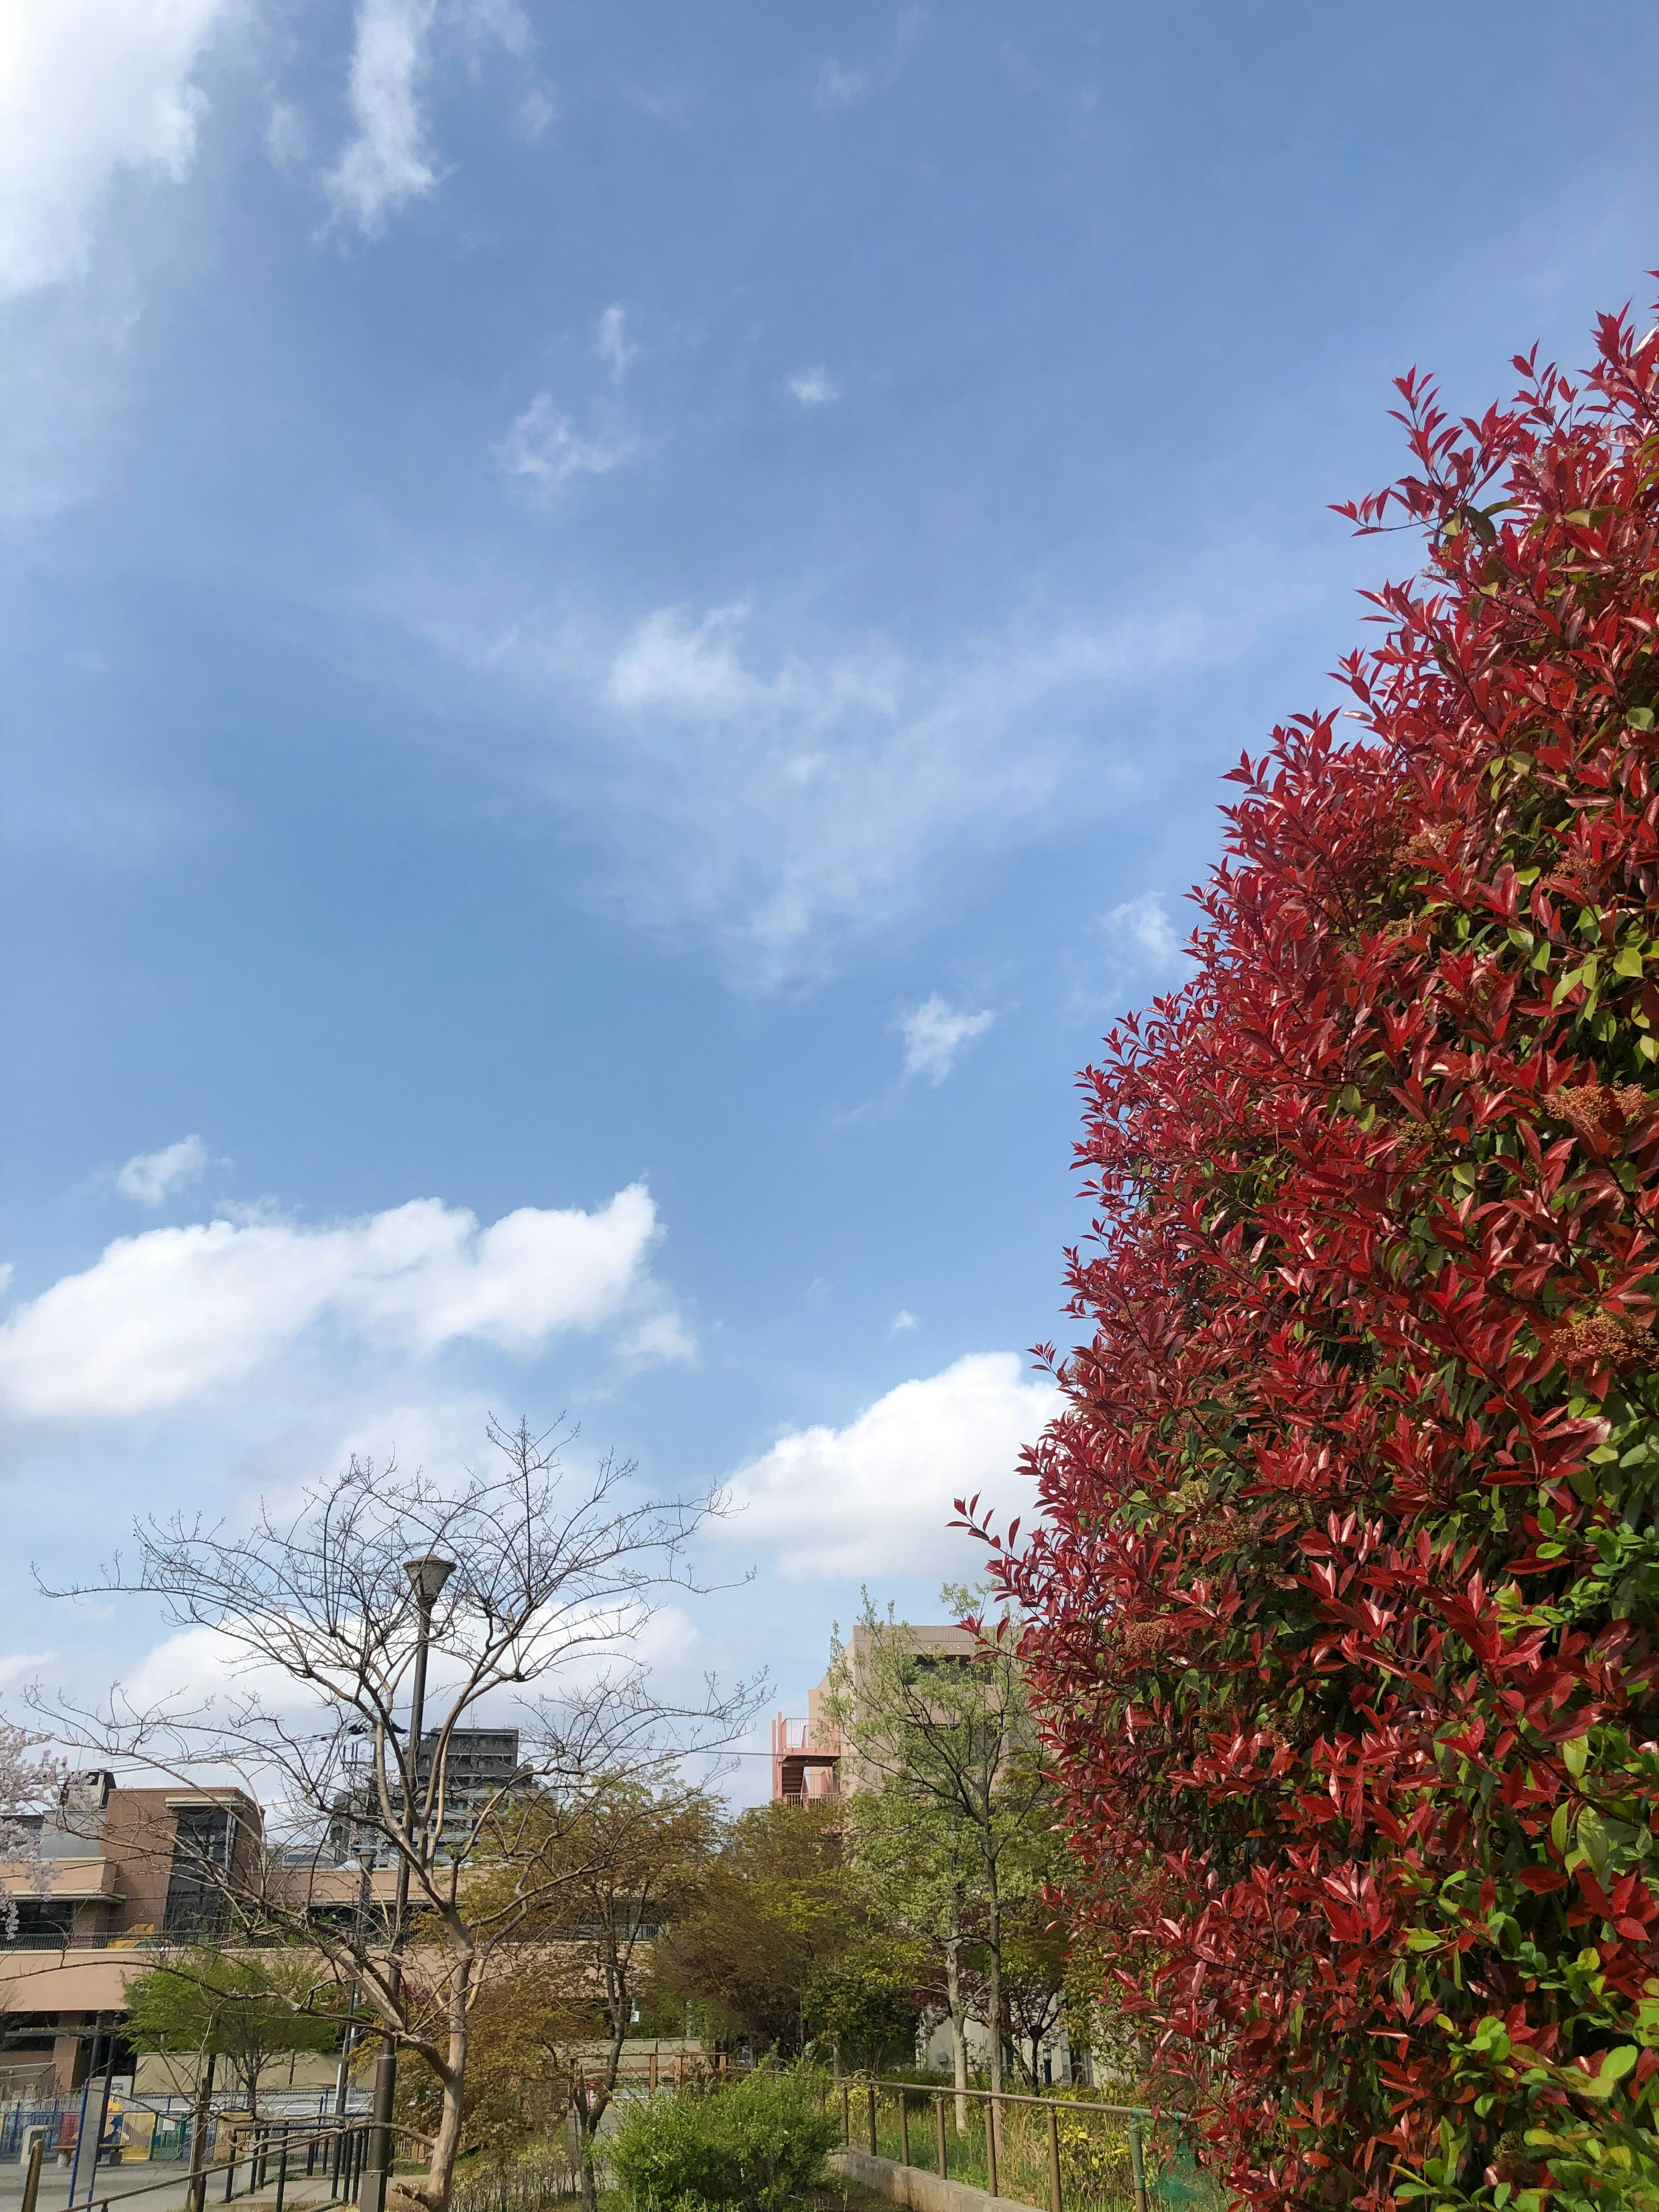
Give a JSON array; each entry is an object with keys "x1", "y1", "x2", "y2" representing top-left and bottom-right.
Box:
[
  {"x1": 382, "y1": 575, "x2": 1222, "y2": 989},
  {"x1": 264, "y1": 102, "x2": 309, "y2": 172},
  {"x1": 597, "y1": 304, "x2": 636, "y2": 379},
  {"x1": 325, "y1": 0, "x2": 439, "y2": 233},
  {"x1": 1102, "y1": 891, "x2": 1186, "y2": 972},
  {"x1": 516, "y1": 86, "x2": 556, "y2": 138},
  {"x1": 896, "y1": 996, "x2": 995, "y2": 1085},
  {"x1": 497, "y1": 392, "x2": 633, "y2": 495},
  {"x1": 115, "y1": 1134, "x2": 210, "y2": 1206},
  {"x1": 814, "y1": 5, "x2": 927, "y2": 110},
  {"x1": 786, "y1": 368, "x2": 838, "y2": 406},
  {"x1": 889, "y1": 1309, "x2": 918, "y2": 1335}
]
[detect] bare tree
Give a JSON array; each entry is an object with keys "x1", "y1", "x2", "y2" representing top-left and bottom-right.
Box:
[{"x1": 35, "y1": 1417, "x2": 759, "y2": 2212}]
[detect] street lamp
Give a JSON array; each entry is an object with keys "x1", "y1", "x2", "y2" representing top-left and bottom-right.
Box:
[{"x1": 361, "y1": 1554, "x2": 454, "y2": 2212}]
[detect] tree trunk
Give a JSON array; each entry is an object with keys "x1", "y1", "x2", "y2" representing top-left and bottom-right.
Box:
[
  {"x1": 985, "y1": 1876, "x2": 1004, "y2": 2158},
  {"x1": 943, "y1": 1902, "x2": 969, "y2": 2134},
  {"x1": 418, "y1": 1982, "x2": 471, "y2": 2212},
  {"x1": 188, "y1": 2051, "x2": 216, "y2": 2212},
  {"x1": 575, "y1": 1930, "x2": 632, "y2": 2212}
]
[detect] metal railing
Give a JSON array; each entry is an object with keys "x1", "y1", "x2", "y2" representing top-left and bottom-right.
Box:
[
  {"x1": 837, "y1": 2075, "x2": 1202, "y2": 2212},
  {"x1": 16, "y1": 2118, "x2": 378, "y2": 2212}
]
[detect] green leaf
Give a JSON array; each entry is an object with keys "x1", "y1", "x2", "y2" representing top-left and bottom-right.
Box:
[
  {"x1": 1563, "y1": 1734, "x2": 1589, "y2": 1779},
  {"x1": 1628, "y1": 708, "x2": 1656, "y2": 732},
  {"x1": 1579, "y1": 2046, "x2": 1639, "y2": 2100}
]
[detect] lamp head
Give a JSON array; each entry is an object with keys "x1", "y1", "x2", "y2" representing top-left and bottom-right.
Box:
[{"x1": 404, "y1": 1554, "x2": 456, "y2": 1607}]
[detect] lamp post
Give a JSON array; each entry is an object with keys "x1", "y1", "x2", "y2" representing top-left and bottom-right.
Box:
[{"x1": 360, "y1": 1554, "x2": 454, "y2": 2212}]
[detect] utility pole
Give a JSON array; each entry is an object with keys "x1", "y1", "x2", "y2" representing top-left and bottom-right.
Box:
[
  {"x1": 67, "y1": 2014, "x2": 115, "y2": 2209},
  {"x1": 360, "y1": 1554, "x2": 454, "y2": 2212},
  {"x1": 186, "y1": 2051, "x2": 216, "y2": 2212}
]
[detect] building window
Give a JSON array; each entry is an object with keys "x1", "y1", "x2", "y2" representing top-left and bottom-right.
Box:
[{"x1": 164, "y1": 1809, "x2": 233, "y2": 1936}]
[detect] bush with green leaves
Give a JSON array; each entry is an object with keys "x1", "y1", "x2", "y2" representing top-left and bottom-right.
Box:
[{"x1": 610, "y1": 2072, "x2": 839, "y2": 2212}]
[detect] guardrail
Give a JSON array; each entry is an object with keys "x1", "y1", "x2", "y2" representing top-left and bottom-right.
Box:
[{"x1": 839, "y1": 2076, "x2": 1194, "y2": 2212}]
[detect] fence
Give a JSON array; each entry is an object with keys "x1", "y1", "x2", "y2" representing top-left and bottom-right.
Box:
[
  {"x1": 5, "y1": 2118, "x2": 380, "y2": 2212},
  {"x1": 836, "y1": 2077, "x2": 1214, "y2": 2212}
]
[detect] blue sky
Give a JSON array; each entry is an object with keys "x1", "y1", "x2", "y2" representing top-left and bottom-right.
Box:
[{"x1": 4, "y1": 0, "x2": 1659, "y2": 1799}]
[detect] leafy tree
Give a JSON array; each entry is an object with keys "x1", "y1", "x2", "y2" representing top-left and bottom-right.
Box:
[
  {"x1": 842, "y1": 1763, "x2": 979, "y2": 2117},
  {"x1": 124, "y1": 1947, "x2": 340, "y2": 2115},
  {"x1": 981, "y1": 296, "x2": 1659, "y2": 2212},
  {"x1": 499, "y1": 1780, "x2": 721, "y2": 2211},
  {"x1": 803, "y1": 1944, "x2": 924, "y2": 2072},
  {"x1": 652, "y1": 1799, "x2": 851, "y2": 2056},
  {"x1": 823, "y1": 1592, "x2": 1048, "y2": 2112}
]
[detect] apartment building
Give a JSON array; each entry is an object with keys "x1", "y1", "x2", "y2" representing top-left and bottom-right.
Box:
[{"x1": 324, "y1": 1726, "x2": 531, "y2": 1869}]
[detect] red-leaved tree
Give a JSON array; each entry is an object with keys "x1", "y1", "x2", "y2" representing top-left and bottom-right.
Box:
[{"x1": 971, "y1": 295, "x2": 1659, "y2": 2212}]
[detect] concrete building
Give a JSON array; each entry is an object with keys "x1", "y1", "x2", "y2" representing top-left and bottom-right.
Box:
[{"x1": 769, "y1": 1624, "x2": 982, "y2": 1803}]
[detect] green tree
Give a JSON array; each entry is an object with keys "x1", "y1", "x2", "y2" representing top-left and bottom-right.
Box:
[
  {"x1": 652, "y1": 1799, "x2": 851, "y2": 2057},
  {"x1": 823, "y1": 1592, "x2": 1048, "y2": 2113},
  {"x1": 842, "y1": 1773, "x2": 978, "y2": 2118},
  {"x1": 803, "y1": 1946, "x2": 922, "y2": 2072},
  {"x1": 124, "y1": 1946, "x2": 340, "y2": 2117},
  {"x1": 466, "y1": 1779, "x2": 721, "y2": 2212}
]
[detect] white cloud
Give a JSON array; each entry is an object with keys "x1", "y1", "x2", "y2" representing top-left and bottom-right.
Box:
[
  {"x1": 814, "y1": 5, "x2": 926, "y2": 109},
  {"x1": 0, "y1": 1652, "x2": 54, "y2": 1694},
  {"x1": 1102, "y1": 891, "x2": 1185, "y2": 972},
  {"x1": 786, "y1": 368, "x2": 837, "y2": 406},
  {"x1": 889, "y1": 1309, "x2": 918, "y2": 1335},
  {"x1": 724, "y1": 1353, "x2": 1058, "y2": 1580},
  {"x1": 597, "y1": 304, "x2": 636, "y2": 379},
  {"x1": 325, "y1": 0, "x2": 438, "y2": 234},
  {"x1": 498, "y1": 392, "x2": 632, "y2": 494},
  {"x1": 897, "y1": 995, "x2": 995, "y2": 1085},
  {"x1": 0, "y1": 1183, "x2": 687, "y2": 1424},
  {"x1": 0, "y1": 0, "x2": 232, "y2": 297},
  {"x1": 114, "y1": 1135, "x2": 210, "y2": 1206}
]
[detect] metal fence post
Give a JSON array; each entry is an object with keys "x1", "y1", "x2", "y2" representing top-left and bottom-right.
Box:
[
  {"x1": 21, "y1": 2134, "x2": 44, "y2": 2212},
  {"x1": 986, "y1": 2094, "x2": 999, "y2": 2202},
  {"x1": 275, "y1": 2134, "x2": 289, "y2": 2212},
  {"x1": 1046, "y1": 2104, "x2": 1062, "y2": 2212},
  {"x1": 934, "y1": 2094, "x2": 947, "y2": 2180},
  {"x1": 1128, "y1": 2119, "x2": 1148, "y2": 2212},
  {"x1": 867, "y1": 2081, "x2": 878, "y2": 2158},
  {"x1": 841, "y1": 2083, "x2": 850, "y2": 2145},
  {"x1": 898, "y1": 2090, "x2": 909, "y2": 2169}
]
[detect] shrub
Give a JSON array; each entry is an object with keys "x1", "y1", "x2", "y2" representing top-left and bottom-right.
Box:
[
  {"x1": 610, "y1": 2072, "x2": 840, "y2": 2212},
  {"x1": 976, "y1": 294, "x2": 1659, "y2": 2212}
]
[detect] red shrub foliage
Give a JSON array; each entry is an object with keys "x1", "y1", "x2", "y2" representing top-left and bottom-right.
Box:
[{"x1": 970, "y1": 299, "x2": 1659, "y2": 2212}]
